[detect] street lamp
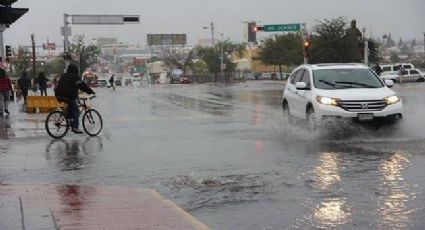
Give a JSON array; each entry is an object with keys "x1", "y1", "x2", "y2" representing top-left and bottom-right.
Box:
[
  {"x1": 203, "y1": 22, "x2": 215, "y2": 46},
  {"x1": 30, "y1": 33, "x2": 36, "y2": 84},
  {"x1": 423, "y1": 32, "x2": 425, "y2": 56}
]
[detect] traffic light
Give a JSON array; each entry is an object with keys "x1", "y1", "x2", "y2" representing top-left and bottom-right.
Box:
[
  {"x1": 0, "y1": 1, "x2": 28, "y2": 26},
  {"x1": 5, "y1": 45, "x2": 11, "y2": 57},
  {"x1": 303, "y1": 40, "x2": 310, "y2": 58},
  {"x1": 248, "y1": 22, "x2": 257, "y2": 43},
  {"x1": 255, "y1": 26, "x2": 264, "y2": 32}
]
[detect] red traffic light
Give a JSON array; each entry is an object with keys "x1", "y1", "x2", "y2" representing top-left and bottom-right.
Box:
[
  {"x1": 303, "y1": 41, "x2": 310, "y2": 48},
  {"x1": 255, "y1": 26, "x2": 264, "y2": 31}
]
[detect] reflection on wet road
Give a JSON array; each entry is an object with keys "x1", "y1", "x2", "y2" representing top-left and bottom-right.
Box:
[{"x1": 1, "y1": 82, "x2": 425, "y2": 229}]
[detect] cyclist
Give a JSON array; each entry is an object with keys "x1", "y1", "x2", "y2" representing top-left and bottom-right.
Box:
[{"x1": 55, "y1": 64, "x2": 95, "y2": 134}]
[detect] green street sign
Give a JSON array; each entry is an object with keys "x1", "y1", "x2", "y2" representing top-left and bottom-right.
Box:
[{"x1": 264, "y1": 24, "x2": 301, "y2": 32}]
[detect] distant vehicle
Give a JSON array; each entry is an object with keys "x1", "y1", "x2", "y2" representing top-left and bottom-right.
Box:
[
  {"x1": 380, "y1": 71, "x2": 399, "y2": 82},
  {"x1": 97, "y1": 78, "x2": 108, "y2": 87},
  {"x1": 282, "y1": 63, "x2": 403, "y2": 129},
  {"x1": 180, "y1": 75, "x2": 190, "y2": 84},
  {"x1": 170, "y1": 69, "x2": 184, "y2": 84},
  {"x1": 259, "y1": 72, "x2": 272, "y2": 80},
  {"x1": 115, "y1": 79, "x2": 122, "y2": 86},
  {"x1": 381, "y1": 63, "x2": 415, "y2": 73},
  {"x1": 382, "y1": 69, "x2": 425, "y2": 83},
  {"x1": 123, "y1": 77, "x2": 133, "y2": 86},
  {"x1": 132, "y1": 74, "x2": 142, "y2": 87}
]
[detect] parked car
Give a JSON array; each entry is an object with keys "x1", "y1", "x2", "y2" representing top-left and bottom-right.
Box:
[
  {"x1": 282, "y1": 63, "x2": 403, "y2": 128},
  {"x1": 123, "y1": 77, "x2": 133, "y2": 86},
  {"x1": 259, "y1": 72, "x2": 272, "y2": 80}
]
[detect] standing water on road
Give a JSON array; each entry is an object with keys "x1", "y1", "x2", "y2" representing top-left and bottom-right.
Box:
[{"x1": 0, "y1": 82, "x2": 424, "y2": 229}]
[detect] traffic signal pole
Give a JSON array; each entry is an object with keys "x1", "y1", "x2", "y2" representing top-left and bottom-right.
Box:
[
  {"x1": 63, "y1": 13, "x2": 70, "y2": 54},
  {"x1": 0, "y1": 24, "x2": 5, "y2": 58}
]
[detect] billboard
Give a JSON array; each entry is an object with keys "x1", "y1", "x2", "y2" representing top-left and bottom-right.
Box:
[{"x1": 147, "y1": 34, "x2": 187, "y2": 46}]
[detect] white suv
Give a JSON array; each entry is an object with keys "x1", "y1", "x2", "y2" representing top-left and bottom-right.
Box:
[{"x1": 282, "y1": 64, "x2": 403, "y2": 127}]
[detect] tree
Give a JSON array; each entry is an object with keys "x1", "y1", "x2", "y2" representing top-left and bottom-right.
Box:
[
  {"x1": 9, "y1": 47, "x2": 31, "y2": 79},
  {"x1": 191, "y1": 59, "x2": 209, "y2": 74},
  {"x1": 160, "y1": 48, "x2": 195, "y2": 73},
  {"x1": 195, "y1": 40, "x2": 238, "y2": 81},
  {"x1": 258, "y1": 33, "x2": 303, "y2": 77},
  {"x1": 367, "y1": 39, "x2": 381, "y2": 64},
  {"x1": 309, "y1": 17, "x2": 359, "y2": 63},
  {"x1": 387, "y1": 33, "x2": 396, "y2": 47},
  {"x1": 40, "y1": 57, "x2": 65, "y2": 78},
  {"x1": 390, "y1": 52, "x2": 399, "y2": 63},
  {"x1": 308, "y1": 17, "x2": 379, "y2": 64},
  {"x1": 411, "y1": 39, "x2": 417, "y2": 50},
  {"x1": 397, "y1": 38, "x2": 403, "y2": 48},
  {"x1": 70, "y1": 34, "x2": 100, "y2": 75}
]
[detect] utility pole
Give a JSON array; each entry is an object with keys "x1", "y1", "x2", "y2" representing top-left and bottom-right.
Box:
[
  {"x1": 423, "y1": 32, "x2": 425, "y2": 56},
  {"x1": 210, "y1": 22, "x2": 215, "y2": 46},
  {"x1": 0, "y1": 24, "x2": 5, "y2": 58},
  {"x1": 31, "y1": 33, "x2": 36, "y2": 83},
  {"x1": 63, "y1": 13, "x2": 70, "y2": 54}
]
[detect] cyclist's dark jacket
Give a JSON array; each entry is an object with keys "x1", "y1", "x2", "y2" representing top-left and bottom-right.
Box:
[{"x1": 55, "y1": 64, "x2": 94, "y2": 101}]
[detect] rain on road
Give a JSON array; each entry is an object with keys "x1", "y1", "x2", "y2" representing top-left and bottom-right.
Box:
[{"x1": 1, "y1": 81, "x2": 425, "y2": 229}]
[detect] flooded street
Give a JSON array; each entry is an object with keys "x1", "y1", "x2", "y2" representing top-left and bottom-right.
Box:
[{"x1": 1, "y1": 81, "x2": 425, "y2": 229}]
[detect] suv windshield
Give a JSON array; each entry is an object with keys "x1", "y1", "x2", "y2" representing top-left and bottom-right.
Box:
[{"x1": 313, "y1": 69, "x2": 384, "y2": 90}]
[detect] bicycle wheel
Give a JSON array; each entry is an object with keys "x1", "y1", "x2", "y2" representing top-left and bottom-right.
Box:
[
  {"x1": 45, "y1": 110, "x2": 69, "y2": 139},
  {"x1": 82, "y1": 109, "x2": 103, "y2": 136}
]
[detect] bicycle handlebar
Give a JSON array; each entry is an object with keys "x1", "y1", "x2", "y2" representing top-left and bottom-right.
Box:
[{"x1": 79, "y1": 94, "x2": 96, "y2": 100}]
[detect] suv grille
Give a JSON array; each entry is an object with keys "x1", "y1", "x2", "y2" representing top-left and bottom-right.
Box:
[{"x1": 338, "y1": 100, "x2": 387, "y2": 112}]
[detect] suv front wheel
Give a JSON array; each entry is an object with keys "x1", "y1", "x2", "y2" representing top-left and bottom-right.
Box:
[
  {"x1": 282, "y1": 100, "x2": 293, "y2": 124},
  {"x1": 306, "y1": 106, "x2": 318, "y2": 130}
]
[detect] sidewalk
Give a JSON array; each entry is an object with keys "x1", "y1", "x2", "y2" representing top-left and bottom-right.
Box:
[
  {"x1": 0, "y1": 101, "x2": 46, "y2": 140},
  {"x1": 0, "y1": 183, "x2": 209, "y2": 230}
]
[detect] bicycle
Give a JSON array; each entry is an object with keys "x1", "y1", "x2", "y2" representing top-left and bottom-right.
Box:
[{"x1": 45, "y1": 95, "x2": 103, "y2": 139}]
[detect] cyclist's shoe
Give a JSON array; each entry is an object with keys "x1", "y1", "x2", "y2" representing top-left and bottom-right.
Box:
[
  {"x1": 4, "y1": 109, "x2": 10, "y2": 115},
  {"x1": 71, "y1": 128, "x2": 83, "y2": 134}
]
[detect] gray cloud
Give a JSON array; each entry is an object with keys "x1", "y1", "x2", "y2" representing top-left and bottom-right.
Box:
[{"x1": 4, "y1": 0, "x2": 425, "y2": 47}]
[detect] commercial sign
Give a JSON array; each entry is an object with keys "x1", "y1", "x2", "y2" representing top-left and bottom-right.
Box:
[{"x1": 147, "y1": 34, "x2": 187, "y2": 46}]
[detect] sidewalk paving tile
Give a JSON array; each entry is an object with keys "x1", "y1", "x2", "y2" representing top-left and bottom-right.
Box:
[{"x1": 0, "y1": 183, "x2": 209, "y2": 230}]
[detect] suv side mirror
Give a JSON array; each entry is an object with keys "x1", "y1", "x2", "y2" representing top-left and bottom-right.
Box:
[
  {"x1": 295, "y1": 82, "x2": 308, "y2": 90},
  {"x1": 385, "y1": 80, "x2": 394, "y2": 88}
]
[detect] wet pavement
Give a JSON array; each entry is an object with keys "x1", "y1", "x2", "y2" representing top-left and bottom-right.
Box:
[
  {"x1": 0, "y1": 183, "x2": 208, "y2": 229},
  {"x1": 1, "y1": 81, "x2": 425, "y2": 229}
]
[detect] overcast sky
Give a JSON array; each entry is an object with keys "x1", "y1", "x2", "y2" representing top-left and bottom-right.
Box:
[{"x1": 4, "y1": 0, "x2": 425, "y2": 48}]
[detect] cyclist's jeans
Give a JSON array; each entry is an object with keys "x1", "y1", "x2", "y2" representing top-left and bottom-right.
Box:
[{"x1": 68, "y1": 100, "x2": 80, "y2": 129}]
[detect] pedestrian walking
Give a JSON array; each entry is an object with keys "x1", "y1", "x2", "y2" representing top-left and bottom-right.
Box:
[
  {"x1": 38, "y1": 72, "x2": 48, "y2": 96},
  {"x1": 109, "y1": 74, "x2": 115, "y2": 91},
  {"x1": 0, "y1": 68, "x2": 13, "y2": 117},
  {"x1": 18, "y1": 71, "x2": 31, "y2": 104},
  {"x1": 374, "y1": 63, "x2": 382, "y2": 76}
]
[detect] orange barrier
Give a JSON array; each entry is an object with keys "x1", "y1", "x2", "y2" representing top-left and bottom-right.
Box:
[{"x1": 26, "y1": 96, "x2": 65, "y2": 113}]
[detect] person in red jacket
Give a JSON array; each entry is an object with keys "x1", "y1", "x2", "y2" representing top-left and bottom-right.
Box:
[{"x1": 0, "y1": 68, "x2": 13, "y2": 117}]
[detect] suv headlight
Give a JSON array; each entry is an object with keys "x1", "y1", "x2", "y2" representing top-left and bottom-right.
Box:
[
  {"x1": 384, "y1": 95, "x2": 400, "y2": 105},
  {"x1": 316, "y1": 96, "x2": 339, "y2": 106}
]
